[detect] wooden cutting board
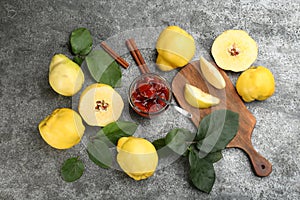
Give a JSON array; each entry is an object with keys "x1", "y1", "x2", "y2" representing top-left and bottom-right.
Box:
[{"x1": 172, "y1": 61, "x2": 272, "y2": 177}]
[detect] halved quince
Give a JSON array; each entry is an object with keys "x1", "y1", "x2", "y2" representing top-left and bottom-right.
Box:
[
  {"x1": 184, "y1": 84, "x2": 220, "y2": 108},
  {"x1": 211, "y1": 30, "x2": 258, "y2": 72},
  {"x1": 78, "y1": 83, "x2": 124, "y2": 126}
]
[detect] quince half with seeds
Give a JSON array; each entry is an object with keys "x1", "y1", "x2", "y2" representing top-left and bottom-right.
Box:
[
  {"x1": 211, "y1": 30, "x2": 258, "y2": 72},
  {"x1": 78, "y1": 83, "x2": 124, "y2": 127}
]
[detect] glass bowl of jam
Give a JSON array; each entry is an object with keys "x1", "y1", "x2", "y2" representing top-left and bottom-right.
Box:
[{"x1": 128, "y1": 73, "x2": 172, "y2": 118}]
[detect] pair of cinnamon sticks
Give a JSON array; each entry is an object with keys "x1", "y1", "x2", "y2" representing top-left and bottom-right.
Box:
[{"x1": 100, "y1": 39, "x2": 150, "y2": 74}]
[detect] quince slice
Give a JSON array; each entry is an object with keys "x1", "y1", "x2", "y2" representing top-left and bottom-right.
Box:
[
  {"x1": 211, "y1": 30, "x2": 258, "y2": 72},
  {"x1": 78, "y1": 83, "x2": 124, "y2": 127},
  {"x1": 199, "y1": 56, "x2": 226, "y2": 89},
  {"x1": 184, "y1": 84, "x2": 220, "y2": 108}
]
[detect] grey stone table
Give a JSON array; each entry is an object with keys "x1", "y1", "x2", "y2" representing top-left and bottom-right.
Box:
[{"x1": 0, "y1": 0, "x2": 299, "y2": 199}]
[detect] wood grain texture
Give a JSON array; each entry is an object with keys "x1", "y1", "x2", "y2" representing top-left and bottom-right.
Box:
[{"x1": 172, "y1": 61, "x2": 272, "y2": 177}]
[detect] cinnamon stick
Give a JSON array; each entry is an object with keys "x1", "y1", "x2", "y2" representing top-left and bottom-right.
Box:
[
  {"x1": 100, "y1": 41, "x2": 129, "y2": 69},
  {"x1": 125, "y1": 39, "x2": 150, "y2": 74}
]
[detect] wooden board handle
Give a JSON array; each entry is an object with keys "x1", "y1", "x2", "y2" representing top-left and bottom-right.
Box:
[
  {"x1": 172, "y1": 61, "x2": 272, "y2": 177},
  {"x1": 228, "y1": 133, "x2": 272, "y2": 177}
]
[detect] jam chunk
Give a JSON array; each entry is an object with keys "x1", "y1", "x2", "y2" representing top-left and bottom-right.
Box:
[{"x1": 131, "y1": 76, "x2": 170, "y2": 113}]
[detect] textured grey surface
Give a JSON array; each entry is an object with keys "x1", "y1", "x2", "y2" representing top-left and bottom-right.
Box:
[{"x1": 0, "y1": 0, "x2": 300, "y2": 199}]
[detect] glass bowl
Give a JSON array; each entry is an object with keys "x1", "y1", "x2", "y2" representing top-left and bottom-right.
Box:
[{"x1": 128, "y1": 73, "x2": 172, "y2": 118}]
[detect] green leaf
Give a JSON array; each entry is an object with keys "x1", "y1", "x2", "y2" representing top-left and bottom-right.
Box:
[
  {"x1": 196, "y1": 114, "x2": 210, "y2": 141},
  {"x1": 165, "y1": 128, "x2": 194, "y2": 155},
  {"x1": 87, "y1": 139, "x2": 112, "y2": 169},
  {"x1": 152, "y1": 138, "x2": 166, "y2": 150},
  {"x1": 190, "y1": 144, "x2": 222, "y2": 163},
  {"x1": 99, "y1": 59, "x2": 122, "y2": 87},
  {"x1": 86, "y1": 50, "x2": 122, "y2": 87},
  {"x1": 73, "y1": 55, "x2": 84, "y2": 66},
  {"x1": 70, "y1": 27, "x2": 92, "y2": 56},
  {"x1": 189, "y1": 150, "x2": 215, "y2": 193},
  {"x1": 61, "y1": 157, "x2": 84, "y2": 182},
  {"x1": 203, "y1": 151, "x2": 223, "y2": 163},
  {"x1": 153, "y1": 138, "x2": 178, "y2": 159},
  {"x1": 95, "y1": 130, "x2": 114, "y2": 147},
  {"x1": 96, "y1": 121, "x2": 138, "y2": 146},
  {"x1": 197, "y1": 110, "x2": 239, "y2": 154}
]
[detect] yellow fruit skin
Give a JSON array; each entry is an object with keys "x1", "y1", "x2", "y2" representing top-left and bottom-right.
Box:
[
  {"x1": 117, "y1": 137, "x2": 158, "y2": 181},
  {"x1": 49, "y1": 54, "x2": 84, "y2": 96},
  {"x1": 211, "y1": 30, "x2": 258, "y2": 72},
  {"x1": 78, "y1": 83, "x2": 124, "y2": 127},
  {"x1": 236, "y1": 66, "x2": 275, "y2": 102},
  {"x1": 156, "y1": 26, "x2": 196, "y2": 71},
  {"x1": 117, "y1": 137, "x2": 129, "y2": 152},
  {"x1": 38, "y1": 108, "x2": 85, "y2": 149}
]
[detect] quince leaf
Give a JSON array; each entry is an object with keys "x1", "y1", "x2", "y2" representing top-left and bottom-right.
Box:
[
  {"x1": 197, "y1": 110, "x2": 239, "y2": 154},
  {"x1": 73, "y1": 56, "x2": 84, "y2": 66},
  {"x1": 152, "y1": 138, "x2": 166, "y2": 150},
  {"x1": 61, "y1": 157, "x2": 84, "y2": 182},
  {"x1": 152, "y1": 138, "x2": 179, "y2": 160},
  {"x1": 86, "y1": 50, "x2": 122, "y2": 87},
  {"x1": 188, "y1": 149, "x2": 215, "y2": 193},
  {"x1": 70, "y1": 27, "x2": 92, "y2": 56},
  {"x1": 87, "y1": 139, "x2": 112, "y2": 169},
  {"x1": 165, "y1": 128, "x2": 194, "y2": 155},
  {"x1": 200, "y1": 151, "x2": 223, "y2": 163},
  {"x1": 96, "y1": 121, "x2": 138, "y2": 146}
]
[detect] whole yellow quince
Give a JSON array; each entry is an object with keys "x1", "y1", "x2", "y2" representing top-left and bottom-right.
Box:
[
  {"x1": 117, "y1": 137, "x2": 158, "y2": 181},
  {"x1": 236, "y1": 66, "x2": 275, "y2": 102},
  {"x1": 49, "y1": 54, "x2": 84, "y2": 96},
  {"x1": 156, "y1": 26, "x2": 196, "y2": 71},
  {"x1": 38, "y1": 108, "x2": 85, "y2": 149}
]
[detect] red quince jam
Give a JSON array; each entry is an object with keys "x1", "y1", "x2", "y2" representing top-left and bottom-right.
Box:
[{"x1": 130, "y1": 76, "x2": 170, "y2": 113}]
